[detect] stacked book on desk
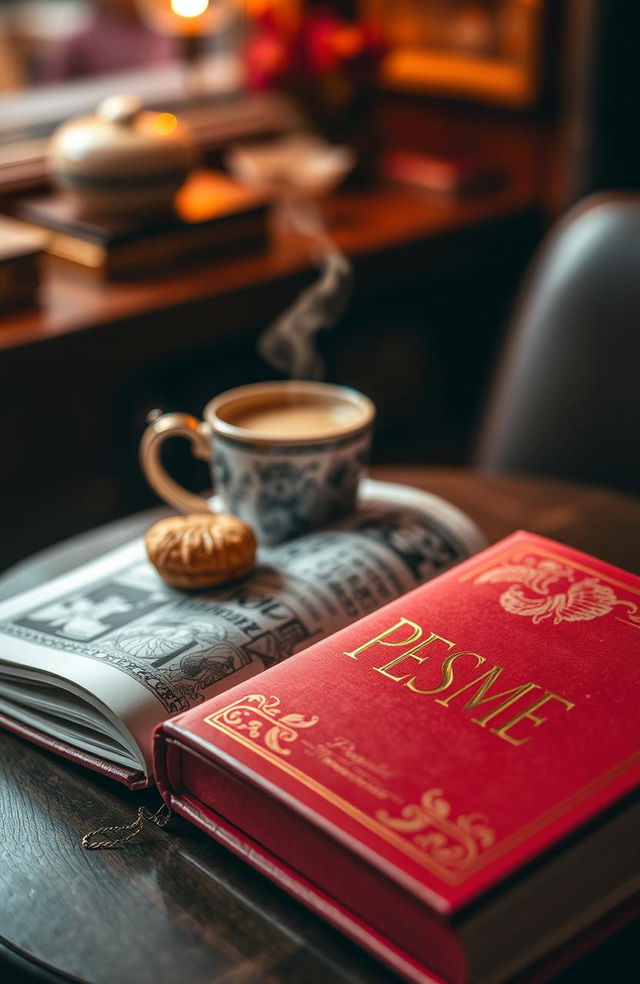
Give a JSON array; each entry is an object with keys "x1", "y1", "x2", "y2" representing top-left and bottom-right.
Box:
[
  {"x1": 154, "y1": 531, "x2": 640, "y2": 984},
  {"x1": 0, "y1": 511, "x2": 638, "y2": 982},
  {"x1": 14, "y1": 170, "x2": 269, "y2": 278},
  {"x1": 0, "y1": 217, "x2": 45, "y2": 311}
]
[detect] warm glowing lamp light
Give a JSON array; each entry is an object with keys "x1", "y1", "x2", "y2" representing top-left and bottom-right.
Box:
[
  {"x1": 136, "y1": 0, "x2": 240, "y2": 100},
  {"x1": 171, "y1": 0, "x2": 210, "y2": 18},
  {"x1": 136, "y1": 0, "x2": 237, "y2": 36},
  {"x1": 149, "y1": 112, "x2": 179, "y2": 135}
]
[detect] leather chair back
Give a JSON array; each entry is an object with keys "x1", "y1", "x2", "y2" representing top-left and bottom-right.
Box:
[{"x1": 477, "y1": 195, "x2": 640, "y2": 495}]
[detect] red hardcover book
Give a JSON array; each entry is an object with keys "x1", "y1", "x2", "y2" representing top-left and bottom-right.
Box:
[{"x1": 155, "y1": 531, "x2": 640, "y2": 984}]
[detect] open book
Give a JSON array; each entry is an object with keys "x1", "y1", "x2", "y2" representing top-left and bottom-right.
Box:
[{"x1": 0, "y1": 480, "x2": 485, "y2": 787}]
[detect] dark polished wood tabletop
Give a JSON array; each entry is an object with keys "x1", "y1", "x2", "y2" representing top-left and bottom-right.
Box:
[{"x1": 1, "y1": 467, "x2": 639, "y2": 984}]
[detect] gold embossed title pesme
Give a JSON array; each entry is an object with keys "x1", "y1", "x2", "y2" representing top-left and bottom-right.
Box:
[{"x1": 344, "y1": 619, "x2": 575, "y2": 746}]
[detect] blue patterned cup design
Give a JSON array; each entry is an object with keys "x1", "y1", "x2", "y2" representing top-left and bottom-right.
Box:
[{"x1": 140, "y1": 382, "x2": 375, "y2": 545}]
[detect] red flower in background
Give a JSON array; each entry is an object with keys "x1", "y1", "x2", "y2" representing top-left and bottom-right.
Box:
[
  {"x1": 244, "y1": 7, "x2": 292, "y2": 91},
  {"x1": 245, "y1": 4, "x2": 386, "y2": 92}
]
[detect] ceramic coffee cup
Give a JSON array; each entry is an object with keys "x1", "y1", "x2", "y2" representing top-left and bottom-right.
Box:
[{"x1": 140, "y1": 381, "x2": 375, "y2": 544}]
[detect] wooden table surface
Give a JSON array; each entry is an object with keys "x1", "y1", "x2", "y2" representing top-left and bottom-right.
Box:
[
  {"x1": 1, "y1": 467, "x2": 639, "y2": 984},
  {"x1": 0, "y1": 164, "x2": 538, "y2": 358}
]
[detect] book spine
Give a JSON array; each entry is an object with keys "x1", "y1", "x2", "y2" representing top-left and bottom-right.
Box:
[
  {"x1": 0, "y1": 254, "x2": 40, "y2": 310},
  {"x1": 0, "y1": 711, "x2": 150, "y2": 789},
  {"x1": 107, "y1": 212, "x2": 268, "y2": 278},
  {"x1": 29, "y1": 210, "x2": 268, "y2": 276},
  {"x1": 154, "y1": 725, "x2": 464, "y2": 984}
]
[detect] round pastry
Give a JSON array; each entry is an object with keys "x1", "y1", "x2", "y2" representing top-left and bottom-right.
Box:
[{"x1": 145, "y1": 513, "x2": 256, "y2": 589}]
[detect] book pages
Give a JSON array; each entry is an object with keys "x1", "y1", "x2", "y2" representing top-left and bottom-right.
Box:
[{"x1": 0, "y1": 480, "x2": 485, "y2": 774}]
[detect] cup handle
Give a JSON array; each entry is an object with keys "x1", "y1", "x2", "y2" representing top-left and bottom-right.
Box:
[{"x1": 139, "y1": 410, "x2": 213, "y2": 514}]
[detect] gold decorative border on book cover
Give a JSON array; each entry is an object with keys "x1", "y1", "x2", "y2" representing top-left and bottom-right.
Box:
[
  {"x1": 206, "y1": 693, "x2": 639, "y2": 886},
  {"x1": 206, "y1": 694, "x2": 496, "y2": 883},
  {"x1": 375, "y1": 789, "x2": 495, "y2": 874},
  {"x1": 206, "y1": 694, "x2": 318, "y2": 757}
]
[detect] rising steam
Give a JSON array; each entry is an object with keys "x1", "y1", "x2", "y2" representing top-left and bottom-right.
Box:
[
  {"x1": 258, "y1": 201, "x2": 353, "y2": 379},
  {"x1": 226, "y1": 137, "x2": 355, "y2": 380}
]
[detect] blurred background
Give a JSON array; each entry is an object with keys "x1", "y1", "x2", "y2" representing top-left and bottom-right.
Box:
[{"x1": 0, "y1": 0, "x2": 639, "y2": 571}]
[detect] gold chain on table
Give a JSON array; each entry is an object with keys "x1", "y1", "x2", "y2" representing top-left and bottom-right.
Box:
[{"x1": 82, "y1": 803, "x2": 171, "y2": 850}]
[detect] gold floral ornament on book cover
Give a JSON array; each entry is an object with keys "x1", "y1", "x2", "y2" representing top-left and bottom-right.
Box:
[
  {"x1": 205, "y1": 694, "x2": 319, "y2": 756},
  {"x1": 205, "y1": 694, "x2": 496, "y2": 881},
  {"x1": 471, "y1": 553, "x2": 640, "y2": 628},
  {"x1": 376, "y1": 790, "x2": 495, "y2": 875}
]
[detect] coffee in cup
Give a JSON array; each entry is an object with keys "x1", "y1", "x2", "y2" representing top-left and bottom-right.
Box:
[{"x1": 140, "y1": 381, "x2": 375, "y2": 544}]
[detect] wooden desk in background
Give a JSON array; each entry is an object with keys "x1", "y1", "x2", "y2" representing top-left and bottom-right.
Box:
[
  {"x1": 0, "y1": 180, "x2": 542, "y2": 571},
  {"x1": 0, "y1": 467, "x2": 638, "y2": 984}
]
